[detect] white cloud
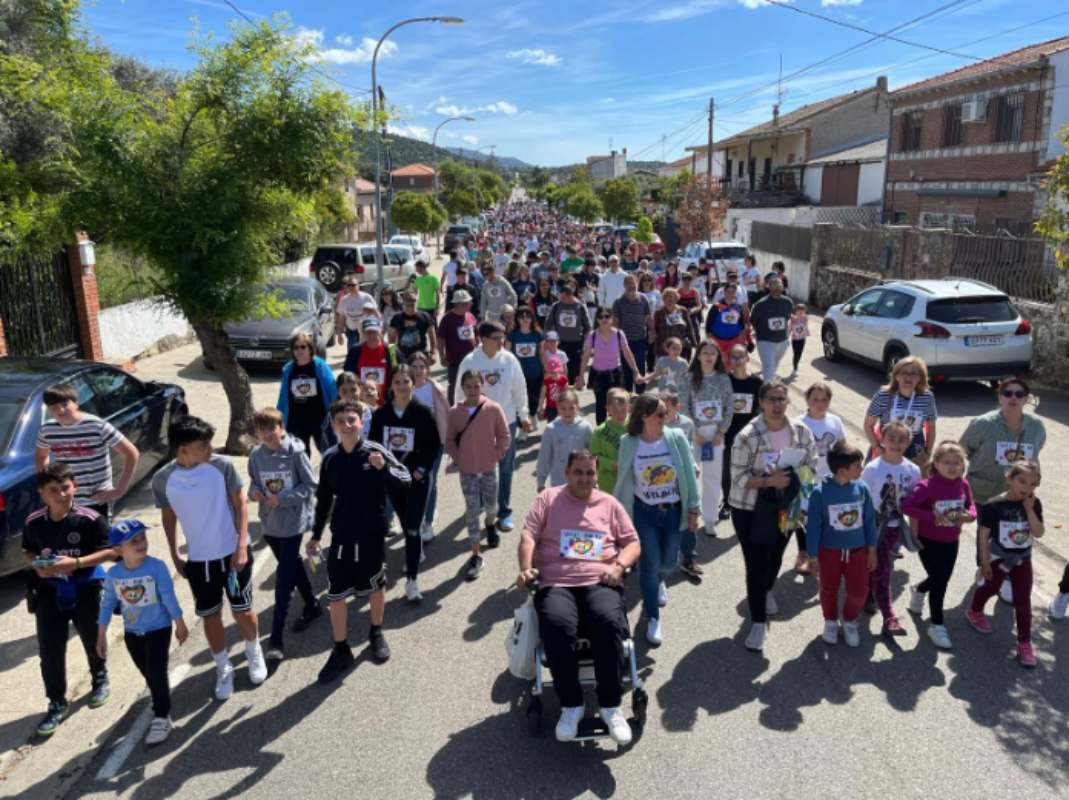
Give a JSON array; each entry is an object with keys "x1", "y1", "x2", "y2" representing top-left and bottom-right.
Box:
[
  {"x1": 645, "y1": 0, "x2": 727, "y2": 22},
  {"x1": 435, "y1": 103, "x2": 467, "y2": 117},
  {"x1": 461, "y1": 134, "x2": 479, "y2": 145},
  {"x1": 484, "y1": 100, "x2": 518, "y2": 115},
  {"x1": 602, "y1": 97, "x2": 616, "y2": 104},
  {"x1": 335, "y1": 33, "x2": 354, "y2": 45},
  {"x1": 316, "y1": 36, "x2": 397, "y2": 65},
  {"x1": 821, "y1": 0, "x2": 862, "y2": 5},
  {"x1": 507, "y1": 48, "x2": 561, "y2": 66},
  {"x1": 432, "y1": 98, "x2": 519, "y2": 116},
  {"x1": 387, "y1": 123, "x2": 430, "y2": 141},
  {"x1": 294, "y1": 26, "x2": 324, "y2": 48},
  {"x1": 738, "y1": 0, "x2": 792, "y2": 8}
]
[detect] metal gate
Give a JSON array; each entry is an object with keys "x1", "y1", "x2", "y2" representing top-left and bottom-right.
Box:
[{"x1": 0, "y1": 251, "x2": 82, "y2": 358}]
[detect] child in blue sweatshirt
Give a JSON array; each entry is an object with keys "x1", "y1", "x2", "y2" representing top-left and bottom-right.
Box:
[
  {"x1": 806, "y1": 441, "x2": 877, "y2": 648},
  {"x1": 97, "y1": 520, "x2": 187, "y2": 746}
]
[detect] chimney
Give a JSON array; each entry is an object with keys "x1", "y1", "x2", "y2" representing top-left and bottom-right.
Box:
[{"x1": 772, "y1": 104, "x2": 780, "y2": 128}]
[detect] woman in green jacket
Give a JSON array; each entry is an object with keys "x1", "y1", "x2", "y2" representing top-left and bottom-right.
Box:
[{"x1": 614, "y1": 393, "x2": 700, "y2": 647}]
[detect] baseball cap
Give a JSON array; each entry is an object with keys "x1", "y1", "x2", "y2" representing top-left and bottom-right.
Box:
[
  {"x1": 362, "y1": 316, "x2": 382, "y2": 331},
  {"x1": 545, "y1": 330, "x2": 560, "y2": 341},
  {"x1": 109, "y1": 519, "x2": 149, "y2": 547}
]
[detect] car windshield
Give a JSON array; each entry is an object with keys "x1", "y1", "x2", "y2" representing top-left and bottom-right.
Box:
[
  {"x1": 385, "y1": 250, "x2": 405, "y2": 265},
  {"x1": 926, "y1": 296, "x2": 1017, "y2": 324},
  {"x1": 267, "y1": 285, "x2": 311, "y2": 314},
  {"x1": 447, "y1": 226, "x2": 469, "y2": 234},
  {"x1": 0, "y1": 400, "x2": 25, "y2": 451},
  {"x1": 710, "y1": 247, "x2": 748, "y2": 260}
]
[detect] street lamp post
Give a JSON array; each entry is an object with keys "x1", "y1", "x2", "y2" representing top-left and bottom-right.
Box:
[
  {"x1": 372, "y1": 15, "x2": 463, "y2": 295},
  {"x1": 431, "y1": 115, "x2": 475, "y2": 257}
]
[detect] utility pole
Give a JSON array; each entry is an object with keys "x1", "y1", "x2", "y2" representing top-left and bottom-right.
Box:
[{"x1": 706, "y1": 97, "x2": 715, "y2": 187}]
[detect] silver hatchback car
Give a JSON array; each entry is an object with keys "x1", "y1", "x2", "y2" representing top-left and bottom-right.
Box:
[{"x1": 821, "y1": 278, "x2": 1033, "y2": 382}]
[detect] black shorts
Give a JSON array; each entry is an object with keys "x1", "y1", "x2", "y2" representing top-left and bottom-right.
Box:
[
  {"x1": 186, "y1": 554, "x2": 254, "y2": 617},
  {"x1": 325, "y1": 540, "x2": 386, "y2": 601}
]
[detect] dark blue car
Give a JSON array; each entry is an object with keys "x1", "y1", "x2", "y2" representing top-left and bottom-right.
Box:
[{"x1": 0, "y1": 359, "x2": 187, "y2": 576}]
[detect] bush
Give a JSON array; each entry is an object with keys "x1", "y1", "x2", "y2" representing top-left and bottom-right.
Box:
[{"x1": 94, "y1": 244, "x2": 165, "y2": 309}]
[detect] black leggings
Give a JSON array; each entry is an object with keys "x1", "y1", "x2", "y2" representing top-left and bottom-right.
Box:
[
  {"x1": 35, "y1": 586, "x2": 107, "y2": 704},
  {"x1": 535, "y1": 584, "x2": 628, "y2": 709},
  {"x1": 524, "y1": 373, "x2": 541, "y2": 419},
  {"x1": 1061, "y1": 564, "x2": 1069, "y2": 594},
  {"x1": 561, "y1": 341, "x2": 583, "y2": 384},
  {"x1": 589, "y1": 368, "x2": 622, "y2": 425},
  {"x1": 264, "y1": 534, "x2": 316, "y2": 648},
  {"x1": 388, "y1": 478, "x2": 432, "y2": 580},
  {"x1": 791, "y1": 338, "x2": 806, "y2": 371},
  {"x1": 917, "y1": 537, "x2": 959, "y2": 625},
  {"x1": 732, "y1": 508, "x2": 790, "y2": 624},
  {"x1": 125, "y1": 627, "x2": 173, "y2": 718}
]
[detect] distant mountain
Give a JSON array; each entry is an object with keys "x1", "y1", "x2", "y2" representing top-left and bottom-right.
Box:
[
  {"x1": 443, "y1": 147, "x2": 531, "y2": 170},
  {"x1": 352, "y1": 130, "x2": 524, "y2": 177}
]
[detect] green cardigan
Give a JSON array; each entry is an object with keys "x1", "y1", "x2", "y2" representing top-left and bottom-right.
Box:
[{"x1": 613, "y1": 426, "x2": 700, "y2": 530}]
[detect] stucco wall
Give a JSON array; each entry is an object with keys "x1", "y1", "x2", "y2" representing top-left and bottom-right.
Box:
[{"x1": 99, "y1": 297, "x2": 192, "y2": 361}]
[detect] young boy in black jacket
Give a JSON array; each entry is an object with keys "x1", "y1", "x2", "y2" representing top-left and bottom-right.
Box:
[{"x1": 309, "y1": 400, "x2": 411, "y2": 683}]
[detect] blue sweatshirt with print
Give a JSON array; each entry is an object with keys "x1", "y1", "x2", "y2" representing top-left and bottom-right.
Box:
[
  {"x1": 98, "y1": 556, "x2": 183, "y2": 634},
  {"x1": 805, "y1": 477, "x2": 877, "y2": 557}
]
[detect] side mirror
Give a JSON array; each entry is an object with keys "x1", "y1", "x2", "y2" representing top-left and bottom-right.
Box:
[
  {"x1": 842, "y1": 304, "x2": 853, "y2": 315},
  {"x1": 319, "y1": 302, "x2": 334, "y2": 315}
]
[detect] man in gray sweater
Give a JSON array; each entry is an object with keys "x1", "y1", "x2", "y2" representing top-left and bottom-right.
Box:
[
  {"x1": 748, "y1": 277, "x2": 794, "y2": 381},
  {"x1": 480, "y1": 264, "x2": 518, "y2": 323},
  {"x1": 248, "y1": 408, "x2": 321, "y2": 660}
]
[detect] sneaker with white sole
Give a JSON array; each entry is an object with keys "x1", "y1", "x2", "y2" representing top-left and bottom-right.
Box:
[
  {"x1": 555, "y1": 706, "x2": 584, "y2": 742},
  {"x1": 822, "y1": 620, "x2": 839, "y2": 645},
  {"x1": 1049, "y1": 592, "x2": 1069, "y2": 620},
  {"x1": 246, "y1": 641, "x2": 268, "y2": 685},
  {"x1": 646, "y1": 617, "x2": 663, "y2": 646},
  {"x1": 908, "y1": 586, "x2": 926, "y2": 615},
  {"x1": 766, "y1": 592, "x2": 778, "y2": 616},
  {"x1": 999, "y1": 581, "x2": 1014, "y2": 605},
  {"x1": 144, "y1": 716, "x2": 173, "y2": 746},
  {"x1": 745, "y1": 622, "x2": 767, "y2": 652},
  {"x1": 927, "y1": 624, "x2": 953, "y2": 649},
  {"x1": 657, "y1": 581, "x2": 668, "y2": 607},
  {"x1": 842, "y1": 620, "x2": 860, "y2": 648},
  {"x1": 405, "y1": 578, "x2": 423, "y2": 603},
  {"x1": 215, "y1": 664, "x2": 235, "y2": 701},
  {"x1": 420, "y1": 522, "x2": 435, "y2": 543},
  {"x1": 600, "y1": 706, "x2": 633, "y2": 745}
]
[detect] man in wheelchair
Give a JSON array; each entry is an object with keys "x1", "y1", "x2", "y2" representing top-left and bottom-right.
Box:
[{"x1": 517, "y1": 449, "x2": 642, "y2": 745}]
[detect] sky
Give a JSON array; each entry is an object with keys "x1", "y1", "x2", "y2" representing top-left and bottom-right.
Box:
[{"x1": 81, "y1": 0, "x2": 1069, "y2": 166}]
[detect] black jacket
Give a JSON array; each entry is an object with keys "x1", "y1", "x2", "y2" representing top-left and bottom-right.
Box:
[
  {"x1": 369, "y1": 400, "x2": 442, "y2": 474},
  {"x1": 312, "y1": 440, "x2": 411, "y2": 542}
]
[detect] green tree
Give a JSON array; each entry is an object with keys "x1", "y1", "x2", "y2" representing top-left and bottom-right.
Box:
[
  {"x1": 447, "y1": 188, "x2": 479, "y2": 218},
  {"x1": 633, "y1": 216, "x2": 654, "y2": 244},
  {"x1": 564, "y1": 187, "x2": 603, "y2": 223},
  {"x1": 600, "y1": 177, "x2": 639, "y2": 222},
  {"x1": 74, "y1": 20, "x2": 359, "y2": 452},
  {"x1": 659, "y1": 168, "x2": 691, "y2": 212},
  {"x1": 477, "y1": 169, "x2": 506, "y2": 206},
  {"x1": 391, "y1": 191, "x2": 447, "y2": 237},
  {"x1": 1036, "y1": 130, "x2": 1069, "y2": 271}
]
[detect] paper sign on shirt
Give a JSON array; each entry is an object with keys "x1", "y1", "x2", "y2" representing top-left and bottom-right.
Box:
[
  {"x1": 384, "y1": 426, "x2": 415, "y2": 453},
  {"x1": 116, "y1": 576, "x2": 158, "y2": 610},
  {"x1": 487, "y1": 285, "x2": 502, "y2": 298},
  {"x1": 732, "y1": 393, "x2": 754, "y2": 413},
  {"x1": 482, "y1": 369, "x2": 503, "y2": 387},
  {"x1": 559, "y1": 529, "x2": 607, "y2": 561},
  {"x1": 694, "y1": 400, "x2": 722, "y2": 424},
  {"x1": 891, "y1": 409, "x2": 922, "y2": 434},
  {"x1": 291, "y1": 377, "x2": 318, "y2": 399},
  {"x1": 828, "y1": 501, "x2": 864, "y2": 531},
  {"x1": 559, "y1": 311, "x2": 578, "y2": 328},
  {"x1": 260, "y1": 469, "x2": 293, "y2": 495},
  {"x1": 995, "y1": 441, "x2": 1035, "y2": 466},
  {"x1": 762, "y1": 452, "x2": 781, "y2": 473},
  {"x1": 768, "y1": 317, "x2": 787, "y2": 332},
  {"x1": 934, "y1": 499, "x2": 965, "y2": 527},
  {"x1": 536, "y1": 304, "x2": 550, "y2": 317},
  {"x1": 516, "y1": 343, "x2": 538, "y2": 358},
  {"x1": 457, "y1": 325, "x2": 475, "y2": 341},
  {"x1": 360, "y1": 367, "x2": 385, "y2": 385},
  {"x1": 721, "y1": 309, "x2": 740, "y2": 325},
  {"x1": 667, "y1": 312, "x2": 684, "y2": 326},
  {"x1": 998, "y1": 519, "x2": 1031, "y2": 549}
]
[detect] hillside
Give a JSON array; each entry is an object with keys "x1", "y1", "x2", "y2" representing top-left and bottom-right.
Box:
[
  {"x1": 443, "y1": 147, "x2": 530, "y2": 170},
  {"x1": 352, "y1": 130, "x2": 527, "y2": 176}
]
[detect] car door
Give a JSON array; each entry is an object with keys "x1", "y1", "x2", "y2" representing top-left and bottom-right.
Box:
[
  {"x1": 839, "y1": 288, "x2": 885, "y2": 360},
  {"x1": 83, "y1": 367, "x2": 159, "y2": 484},
  {"x1": 312, "y1": 284, "x2": 334, "y2": 341},
  {"x1": 872, "y1": 290, "x2": 916, "y2": 354}
]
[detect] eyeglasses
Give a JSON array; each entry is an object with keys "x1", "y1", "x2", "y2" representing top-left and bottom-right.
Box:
[
  {"x1": 292, "y1": 345, "x2": 310, "y2": 351},
  {"x1": 897, "y1": 370, "x2": 920, "y2": 378},
  {"x1": 597, "y1": 315, "x2": 612, "y2": 320},
  {"x1": 765, "y1": 396, "x2": 789, "y2": 405},
  {"x1": 1001, "y1": 389, "x2": 1028, "y2": 399}
]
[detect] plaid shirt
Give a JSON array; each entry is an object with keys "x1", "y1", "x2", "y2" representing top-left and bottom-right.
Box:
[{"x1": 728, "y1": 416, "x2": 817, "y2": 511}]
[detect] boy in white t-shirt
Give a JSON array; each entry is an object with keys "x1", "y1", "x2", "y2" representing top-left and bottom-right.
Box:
[{"x1": 861, "y1": 421, "x2": 921, "y2": 636}]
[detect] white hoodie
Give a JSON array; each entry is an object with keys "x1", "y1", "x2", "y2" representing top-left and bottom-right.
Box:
[{"x1": 458, "y1": 346, "x2": 531, "y2": 426}]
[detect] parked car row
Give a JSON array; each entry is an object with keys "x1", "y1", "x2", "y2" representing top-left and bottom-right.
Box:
[{"x1": 309, "y1": 242, "x2": 417, "y2": 292}]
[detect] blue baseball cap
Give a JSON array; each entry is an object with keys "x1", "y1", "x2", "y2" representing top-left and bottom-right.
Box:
[{"x1": 109, "y1": 519, "x2": 149, "y2": 547}]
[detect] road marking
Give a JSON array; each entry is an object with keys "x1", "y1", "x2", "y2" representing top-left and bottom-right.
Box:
[{"x1": 95, "y1": 550, "x2": 271, "y2": 781}]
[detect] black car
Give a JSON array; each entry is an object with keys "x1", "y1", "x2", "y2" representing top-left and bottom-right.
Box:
[
  {"x1": 0, "y1": 359, "x2": 187, "y2": 576},
  {"x1": 444, "y1": 224, "x2": 474, "y2": 254},
  {"x1": 217, "y1": 277, "x2": 336, "y2": 370}
]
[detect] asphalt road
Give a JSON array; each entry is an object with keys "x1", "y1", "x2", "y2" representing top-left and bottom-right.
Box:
[{"x1": 2, "y1": 312, "x2": 1068, "y2": 800}]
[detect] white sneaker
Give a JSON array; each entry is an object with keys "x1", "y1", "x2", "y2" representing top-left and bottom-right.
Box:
[
  {"x1": 842, "y1": 621, "x2": 860, "y2": 648},
  {"x1": 555, "y1": 706, "x2": 584, "y2": 742},
  {"x1": 908, "y1": 586, "x2": 926, "y2": 615},
  {"x1": 388, "y1": 518, "x2": 403, "y2": 536},
  {"x1": 766, "y1": 592, "x2": 779, "y2": 616},
  {"x1": 975, "y1": 569, "x2": 987, "y2": 588},
  {"x1": 928, "y1": 624, "x2": 953, "y2": 650},
  {"x1": 657, "y1": 581, "x2": 668, "y2": 607},
  {"x1": 1049, "y1": 592, "x2": 1069, "y2": 620},
  {"x1": 646, "y1": 618, "x2": 663, "y2": 646},
  {"x1": 600, "y1": 706, "x2": 633, "y2": 745},
  {"x1": 405, "y1": 578, "x2": 423, "y2": 603},
  {"x1": 246, "y1": 641, "x2": 267, "y2": 685},
  {"x1": 822, "y1": 620, "x2": 839, "y2": 645},
  {"x1": 144, "y1": 716, "x2": 173, "y2": 746},
  {"x1": 999, "y1": 581, "x2": 1014, "y2": 605},
  {"x1": 214, "y1": 663, "x2": 235, "y2": 701},
  {"x1": 420, "y1": 522, "x2": 435, "y2": 543},
  {"x1": 745, "y1": 622, "x2": 767, "y2": 652}
]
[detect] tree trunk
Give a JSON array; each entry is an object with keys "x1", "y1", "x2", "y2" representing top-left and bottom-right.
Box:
[{"x1": 193, "y1": 323, "x2": 257, "y2": 455}]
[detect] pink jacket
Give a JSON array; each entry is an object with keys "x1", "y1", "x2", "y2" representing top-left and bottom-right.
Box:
[{"x1": 445, "y1": 397, "x2": 511, "y2": 474}]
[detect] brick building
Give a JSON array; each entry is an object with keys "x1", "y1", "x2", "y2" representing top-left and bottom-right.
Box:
[{"x1": 884, "y1": 35, "x2": 1069, "y2": 233}]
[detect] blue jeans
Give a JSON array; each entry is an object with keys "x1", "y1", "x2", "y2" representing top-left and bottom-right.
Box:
[
  {"x1": 498, "y1": 421, "x2": 519, "y2": 518},
  {"x1": 345, "y1": 328, "x2": 360, "y2": 349},
  {"x1": 633, "y1": 499, "x2": 682, "y2": 621},
  {"x1": 423, "y1": 450, "x2": 444, "y2": 525},
  {"x1": 623, "y1": 338, "x2": 647, "y2": 392},
  {"x1": 681, "y1": 528, "x2": 696, "y2": 558},
  {"x1": 263, "y1": 535, "x2": 316, "y2": 649}
]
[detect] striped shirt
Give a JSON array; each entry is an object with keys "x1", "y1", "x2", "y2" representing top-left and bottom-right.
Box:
[
  {"x1": 36, "y1": 414, "x2": 124, "y2": 501},
  {"x1": 865, "y1": 389, "x2": 938, "y2": 456},
  {"x1": 611, "y1": 294, "x2": 651, "y2": 341}
]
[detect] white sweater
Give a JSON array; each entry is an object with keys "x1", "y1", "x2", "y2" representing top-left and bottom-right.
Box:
[
  {"x1": 457, "y1": 346, "x2": 531, "y2": 426},
  {"x1": 597, "y1": 270, "x2": 627, "y2": 308}
]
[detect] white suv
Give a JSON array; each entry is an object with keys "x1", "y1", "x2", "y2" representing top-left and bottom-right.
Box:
[
  {"x1": 678, "y1": 240, "x2": 749, "y2": 280},
  {"x1": 821, "y1": 279, "x2": 1033, "y2": 381}
]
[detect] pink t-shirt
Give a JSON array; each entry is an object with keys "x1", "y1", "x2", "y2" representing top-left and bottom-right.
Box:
[
  {"x1": 586, "y1": 329, "x2": 624, "y2": 372},
  {"x1": 522, "y1": 486, "x2": 638, "y2": 587},
  {"x1": 768, "y1": 424, "x2": 792, "y2": 455}
]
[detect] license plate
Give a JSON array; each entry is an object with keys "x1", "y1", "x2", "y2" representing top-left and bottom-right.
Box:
[
  {"x1": 236, "y1": 349, "x2": 273, "y2": 359},
  {"x1": 965, "y1": 335, "x2": 1003, "y2": 347}
]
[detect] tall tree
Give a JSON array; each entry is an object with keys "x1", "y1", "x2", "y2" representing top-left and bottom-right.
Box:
[
  {"x1": 600, "y1": 177, "x2": 639, "y2": 223},
  {"x1": 391, "y1": 191, "x2": 447, "y2": 238}
]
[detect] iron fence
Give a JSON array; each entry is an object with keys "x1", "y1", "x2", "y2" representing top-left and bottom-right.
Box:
[
  {"x1": 0, "y1": 251, "x2": 81, "y2": 358},
  {"x1": 948, "y1": 233, "x2": 1056, "y2": 304}
]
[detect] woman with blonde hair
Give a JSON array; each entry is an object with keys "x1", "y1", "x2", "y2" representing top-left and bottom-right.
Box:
[{"x1": 863, "y1": 356, "x2": 937, "y2": 469}]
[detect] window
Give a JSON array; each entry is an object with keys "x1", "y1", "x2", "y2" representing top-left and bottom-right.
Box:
[
  {"x1": 893, "y1": 211, "x2": 909, "y2": 224},
  {"x1": 901, "y1": 111, "x2": 922, "y2": 151},
  {"x1": 409, "y1": 177, "x2": 416, "y2": 186},
  {"x1": 994, "y1": 92, "x2": 1024, "y2": 142},
  {"x1": 85, "y1": 368, "x2": 145, "y2": 418},
  {"x1": 849, "y1": 289, "x2": 884, "y2": 316},
  {"x1": 943, "y1": 103, "x2": 963, "y2": 147},
  {"x1": 875, "y1": 291, "x2": 915, "y2": 319},
  {"x1": 926, "y1": 296, "x2": 1016, "y2": 324},
  {"x1": 737, "y1": 161, "x2": 744, "y2": 178}
]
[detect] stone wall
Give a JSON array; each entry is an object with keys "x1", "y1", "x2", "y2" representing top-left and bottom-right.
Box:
[
  {"x1": 811, "y1": 265, "x2": 882, "y2": 310},
  {"x1": 1015, "y1": 274, "x2": 1069, "y2": 385}
]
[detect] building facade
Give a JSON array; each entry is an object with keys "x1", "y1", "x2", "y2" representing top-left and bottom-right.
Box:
[
  {"x1": 390, "y1": 163, "x2": 437, "y2": 193},
  {"x1": 587, "y1": 149, "x2": 627, "y2": 181}
]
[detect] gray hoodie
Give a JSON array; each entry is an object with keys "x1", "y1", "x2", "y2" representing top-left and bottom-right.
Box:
[
  {"x1": 677, "y1": 372, "x2": 735, "y2": 439},
  {"x1": 536, "y1": 417, "x2": 593, "y2": 490},
  {"x1": 248, "y1": 435, "x2": 317, "y2": 538}
]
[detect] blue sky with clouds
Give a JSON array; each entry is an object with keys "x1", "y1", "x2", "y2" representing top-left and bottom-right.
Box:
[{"x1": 83, "y1": 0, "x2": 1069, "y2": 166}]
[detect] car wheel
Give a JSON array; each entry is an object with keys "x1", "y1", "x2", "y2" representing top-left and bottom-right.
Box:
[
  {"x1": 883, "y1": 345, "x2": 908, "y2": 375},
  {"x1": 821, "y1": 324, "x2": 842, "y2": 362},
  {"x1": 316, "y1": 260, "x2": 343, "y2": 292}
]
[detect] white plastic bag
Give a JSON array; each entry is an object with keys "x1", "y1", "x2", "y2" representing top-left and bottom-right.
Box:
[{"x1": 505, "y1": 596, "x2": 539, "y2": 680}]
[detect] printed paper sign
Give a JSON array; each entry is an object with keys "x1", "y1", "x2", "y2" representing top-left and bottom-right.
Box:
[
  {"x1": 559, "y1": 311, "x2": 578, "y2": 328},
  {"x1": 487, "y1": 285, "x2": 502, "y2": 298},
  {"x1": 828, "y1": 501, "x2": 863, "y2": 531},
  {"x1": 384, "y1": 426, "x2": 415, "y2": 453},
  {"x1": 995, "y1": 441, "x2": 1035, "y2": 466},
  {"x1": 890, "y1": 410, "x2": 922, "y2": 434},
  {"x1": 720, "y1": 310, "x2": 740, "y2": 325},
  {"x1": 291, "y1": 377, "x2": 318, "y2": 398},
  {"x1": 483, "y1": 369, "x2": 502, "y2": 387},
  {"x1": 694, "y1": 400, "x2": 722, "y2": 424},
  {"x1": 998, "y1": 519, "x2": 1031, "y2": 549},
  {"x1": 934, "y1": 499, "x2": 965, "y2": 527},
  {"x1": 457, "y1": 325, "x2": 475, "y2": 341},
  {"x1": 260, "y1": 469, "x2": 293, "y2": 495},
  {"x1": 732, "y1": 393, "x2": 753, "y2": 413},
  {"x1": 536, "y1": 304, "x2": 551, "y2": 317},
  {"x1": 360, "y1": 367, "x2": 385, "y2": 385},
  {"x1": 667, "y1": 312, "x2": 685, "y2": 326},
  {"x1": 762, "y1": 452, "x2": 781, "y2": 473},
  {"x1": 115, "y1": 576, "x2": 157, "y2": 609},
  {"x1": 559, "y1": 529, "x2": 607, "y2": 561},
  {"x1": 516, "y1": 343, "x2": 538, "y2": 358}
]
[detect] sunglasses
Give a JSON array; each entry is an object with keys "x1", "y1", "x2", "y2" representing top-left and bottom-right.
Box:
[
  {"x1": 765, "y1": 396, "x2": 789, "y2": 405},
  {"x1": 648, "y1": 410, "x2": 667, "y2": 419},
  {"x1": 1001, "y1": 389, "x2": 1028, "y2": 399},
  {"x1": 292, "y1": 344, "x2": 310, "y2": 351},
  {"x1": 598, "y1": 314, "x2": 612, "y2": 320}
]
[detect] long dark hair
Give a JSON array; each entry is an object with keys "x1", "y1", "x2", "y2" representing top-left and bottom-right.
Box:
[
  {"x1": 627, "y1": 393, "x2": 663, "y2": 437},
  {"x1": 687, "y1": 339, "x2": 723, "y2": 391}
]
